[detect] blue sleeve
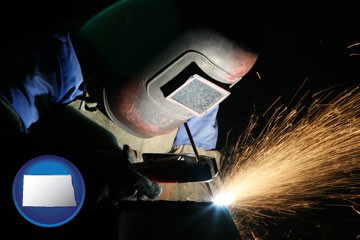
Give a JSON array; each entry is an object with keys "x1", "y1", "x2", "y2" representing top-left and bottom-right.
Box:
[
  {"x1": 0, "y1": 33, "x2": 84, "y2": 132},
  {"x1": 173, "y1": 105, "x2": 219, "y2": 150}
]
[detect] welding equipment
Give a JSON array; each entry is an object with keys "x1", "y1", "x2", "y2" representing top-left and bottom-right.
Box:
[
  {"x1": 79, "y1": 0, "x2": 258, "y2": 138},
  {"x1": 133, "y1": 152, "x2": 218, "y2": 183},
  {"x1": 65, "y1": 1, "x2": 249, "y2": 239}
]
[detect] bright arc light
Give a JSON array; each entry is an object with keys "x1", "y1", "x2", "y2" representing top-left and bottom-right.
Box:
[
  {"x1": 213, "y1": 192, "x2": 235, "y2": 206},
  {"x1": 218, "y1": 86, "x2": 360, "y2": 239}
]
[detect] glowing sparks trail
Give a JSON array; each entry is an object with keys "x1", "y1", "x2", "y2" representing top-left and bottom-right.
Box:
[
  {"x1": 347, "y1": 42, "x2": 360, "y2": 57},
  {"x1": 217, "y1": 86, "x2": 360, "y2": 238}
]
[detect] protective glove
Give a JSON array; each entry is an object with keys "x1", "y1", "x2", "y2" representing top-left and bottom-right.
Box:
[
  {"x1": 90, "y1": 145, "x2": 162, "y2": 204},
  {"x1": 106, "y1": 164, "x2": 162, "y2": 202}
]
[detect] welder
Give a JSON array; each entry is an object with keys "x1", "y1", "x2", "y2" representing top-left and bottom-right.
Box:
[{"x1": 0, "y1": 0, "x2": 258, "y2": 206}]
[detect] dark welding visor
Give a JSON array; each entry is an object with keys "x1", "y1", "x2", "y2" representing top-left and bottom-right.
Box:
[
  {"x1": 79, "y1": 0, "x2": 258, "y2": 138},
  {"x1": 102, "y1": 28, "x2": 258, "y2": 138}
]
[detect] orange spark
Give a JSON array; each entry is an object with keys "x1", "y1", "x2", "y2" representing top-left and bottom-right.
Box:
[{"x1": 217, "y1": 85, "x2": 360, "y2": 239}]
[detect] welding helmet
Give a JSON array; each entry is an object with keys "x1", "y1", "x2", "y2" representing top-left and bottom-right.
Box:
[{"x1": 79, "y1": 0, "x2": 258, "y2": 138}]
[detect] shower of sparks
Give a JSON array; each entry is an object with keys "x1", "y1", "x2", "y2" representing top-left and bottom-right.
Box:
[{"x1": 217, "y1": 85, "x2": 360, "y2": 239}]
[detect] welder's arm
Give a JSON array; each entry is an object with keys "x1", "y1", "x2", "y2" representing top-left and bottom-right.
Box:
[{"x1": 173, "y1": 105, "x2": 219, "y2": 151}]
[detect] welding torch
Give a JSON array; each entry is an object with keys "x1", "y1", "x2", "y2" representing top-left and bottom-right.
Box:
[{"x1": 131, "y1": 123, "x2": 217, "y2": 199}]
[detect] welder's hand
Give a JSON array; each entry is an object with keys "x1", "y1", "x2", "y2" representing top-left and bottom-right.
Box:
[
  {"x1": 106, "y1": 164, "x2": 162, "y2": 201},
  {"x1": 92, "y1": 145, "x2": 162, "y2": 203}
]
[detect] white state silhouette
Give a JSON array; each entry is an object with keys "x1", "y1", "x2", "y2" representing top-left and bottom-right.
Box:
[{"x1": 22, "y1": 175, "x2": 77, "y2": 207}]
